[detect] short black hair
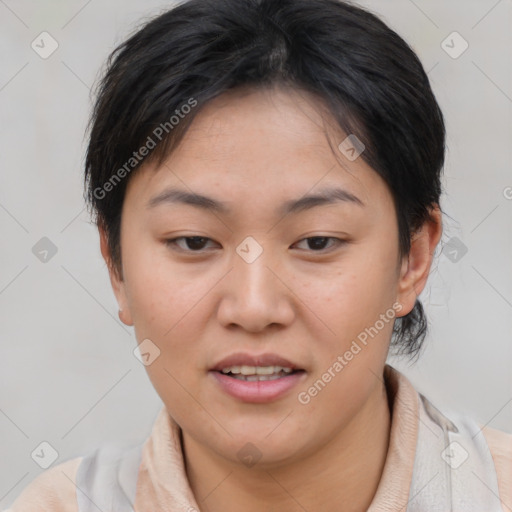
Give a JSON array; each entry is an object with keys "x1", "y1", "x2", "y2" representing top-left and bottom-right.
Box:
[{"x1": 84, "y1": 0, "x2": 446, "y2": 360}]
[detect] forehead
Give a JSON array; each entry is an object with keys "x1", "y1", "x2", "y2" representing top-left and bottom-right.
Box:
[
  {"x1": 173, "y1": 86, "x2": 345, "y2": 170},
  {"x1": 123, "y1": 86, "x2": 393, "y2": 220}
]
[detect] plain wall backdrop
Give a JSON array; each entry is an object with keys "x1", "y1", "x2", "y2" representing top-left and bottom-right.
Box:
[{"x1": 1, "y1": 0, "x2": 511, "y2": 507}]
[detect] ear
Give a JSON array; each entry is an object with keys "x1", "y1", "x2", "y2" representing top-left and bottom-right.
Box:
[
  {"x1": 98, "y1": 224, "x2": 134, "y2": 326},
  {"x1": 396, "y1": 205, "x2": 443, "y2": 317}
]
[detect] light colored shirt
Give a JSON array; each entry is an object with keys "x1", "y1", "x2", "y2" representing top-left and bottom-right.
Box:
[{"x1": 5, "y1": 365, "x2": 512, "y2": 511}]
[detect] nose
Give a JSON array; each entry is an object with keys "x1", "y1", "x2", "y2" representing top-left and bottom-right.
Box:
[{"x1": 216, "y1": 246, "x2": 295, "y2": 333}]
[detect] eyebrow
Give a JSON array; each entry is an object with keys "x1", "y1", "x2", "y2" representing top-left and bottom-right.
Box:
[{"x1": 146, "y1": 186, "x2": 364, "y2": 216}]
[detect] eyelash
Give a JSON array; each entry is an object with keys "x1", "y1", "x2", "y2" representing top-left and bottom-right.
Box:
[{"x1": 164, "y1": 236, "x2": 346, "y2": 254}]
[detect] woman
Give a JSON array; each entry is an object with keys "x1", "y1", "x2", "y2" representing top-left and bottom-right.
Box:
[{"x1": 7, "y1": 0, "x2": 511, "y2": 510}]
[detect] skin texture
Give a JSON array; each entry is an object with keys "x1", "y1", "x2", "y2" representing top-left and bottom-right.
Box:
[{"x1": 100, "y1": 85, "x2": 442, "y2": 511}]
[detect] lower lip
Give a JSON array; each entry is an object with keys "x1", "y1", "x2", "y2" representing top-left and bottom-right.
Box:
[{"x1": 210, "y1": 371, "x2": 306, "y2": 403}]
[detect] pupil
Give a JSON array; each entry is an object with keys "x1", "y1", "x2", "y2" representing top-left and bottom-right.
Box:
[
  {"x1": 309, "y1": 237, "x2": 328, "y2": 250},
  {"x1": 187, "y1": 236, "x2": 208, "y2": 250}
]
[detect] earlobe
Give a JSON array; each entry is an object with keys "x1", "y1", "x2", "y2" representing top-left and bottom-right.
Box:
[
  {"x1": 396, "y1": 206, "x2": 443, "y2": 317},
  {"x1": 118, "y1": 308, "x2": 132, "y2": 325},
  {"x1": 98, "y1": 224, "x2": 134, "y2": 326}
]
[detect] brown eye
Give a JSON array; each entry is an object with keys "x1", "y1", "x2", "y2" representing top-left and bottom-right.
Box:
[
  {"x1": 293, "y1": 237, "x2": 345, "y2": 252},
  {"x1": 165, "y1": 236, "x2": 217, "y2": 252}
]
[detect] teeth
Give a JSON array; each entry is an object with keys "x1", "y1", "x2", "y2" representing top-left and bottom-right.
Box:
[
  {"x1": 232, "y1": 374, "x2": 287, "y2": 381},
  {"x1": 225, "y1": 365, "x2": 241, "y2": 374},
  {"x1": 221, "y1": 365, "x2": 294, "y2": 376}
]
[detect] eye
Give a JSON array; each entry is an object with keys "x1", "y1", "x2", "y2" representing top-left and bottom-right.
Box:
[
  {"x1": 164, "y1": 236, "x2": 346, "y2": 254},
  {"x1": 292, "y1": 236, "x2": 345, "y2": 252},
  {"x1": 165, "y1": 236, "x2": 218, "y2": 252}
]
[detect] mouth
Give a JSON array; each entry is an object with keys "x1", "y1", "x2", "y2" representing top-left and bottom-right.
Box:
[
  {"x1": 219, "y1": 365, "x2": 300, "y2": 381},
  {"x1": 209, "y1": 353, "x2": 306, "y2": 403}
]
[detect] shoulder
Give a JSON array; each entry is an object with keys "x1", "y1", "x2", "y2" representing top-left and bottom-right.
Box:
[
  {"x1": 4, "y1": 457, "x2": 82, "y2": 512},
  {"x1": 481, "y1": 425, "x2": 512, "y2": 511}
]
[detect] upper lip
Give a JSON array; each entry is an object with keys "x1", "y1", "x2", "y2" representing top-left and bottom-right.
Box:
[{"x1": 210, "y1": 352, "x2": 303, "y2": 371}]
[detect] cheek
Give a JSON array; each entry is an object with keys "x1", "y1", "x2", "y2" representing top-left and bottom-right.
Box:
[
  {"x1": 121, "y1": 228, "x2": 177, "y2": 301},
  {"x1": 122, "y1": 247, "x2": 212, "y2": 408},
  {"x1": 297, "y1": 247, "x2": 399, "y2": 391},
  {"x1": 121, "y1": 237, "x2": 209, "y2": 341},
  {"x1": 302, "y1": 248, "x2": 398, "y2": 329}
]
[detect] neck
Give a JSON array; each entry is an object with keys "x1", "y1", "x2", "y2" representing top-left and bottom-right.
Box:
[{"x1": 183, "y1": 377, "x2": 391, "y2": 512}]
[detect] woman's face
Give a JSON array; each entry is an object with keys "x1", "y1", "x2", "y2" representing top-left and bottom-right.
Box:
[{"x1": 104, "y1": 86, "x2": 426, "y2": 467}]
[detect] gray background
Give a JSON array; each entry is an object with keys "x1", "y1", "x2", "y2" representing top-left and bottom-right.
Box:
[{"x1": 1, "y1": 0, "x2": 511, "y2": 507}]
